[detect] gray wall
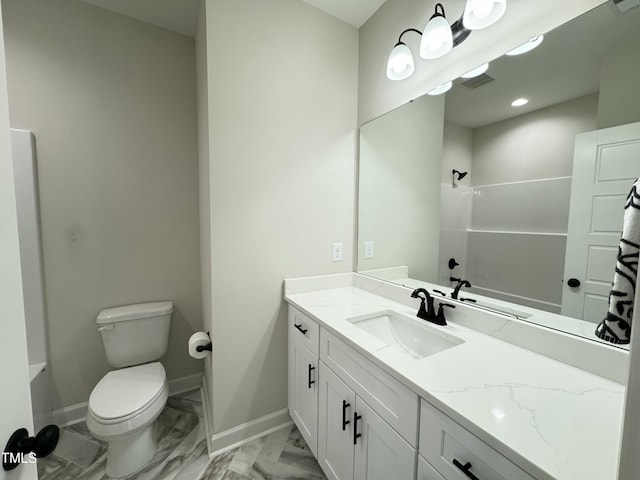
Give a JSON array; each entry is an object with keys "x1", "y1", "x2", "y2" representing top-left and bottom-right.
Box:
[
  {"x1": 358, "y1": 94, "x2": 444, "y2": 280},
  {"x1": 465, "y1": 94, "x2": 598, "y2": 311},
  {"x1": 202, "y1": 0, "x2": 358, "y2": 434},
  {"x1": 2, "y1": 0, "x2": 202, "y2": 410},
  {"x1": 472, "y1": 94, "x2": 599, "y2": 186},
  {"x1": 597, "y1": 20, "x2": 640, "y2": 129}
]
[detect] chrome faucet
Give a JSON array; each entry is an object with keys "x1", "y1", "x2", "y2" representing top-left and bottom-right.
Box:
[
  {"x1": 450, "y1": 277, "x2": 471, "y2": 300},
  {"x1": 411, "y1": 288, "x2": 455, "y2": 326}
]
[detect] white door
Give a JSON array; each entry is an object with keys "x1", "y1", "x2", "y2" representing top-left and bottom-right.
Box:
[
  {"x1": 0, "y1": 1, "x2": 36, "y2": 477},
  {"x1": 561, "y1": 122, "x2": 640, "y2": 323},
  {"x1": 288, "y1": 336, "x2": 318, "y2": 455},
  {"x1": 353, "y1": 397, "x2": 415, "y2": 480},
  {"x1": 318, "y1": 362, "x2": 356, "y2": 480}
]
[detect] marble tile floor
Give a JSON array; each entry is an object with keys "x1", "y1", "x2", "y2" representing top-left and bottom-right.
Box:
[{"x1": 38, "y1": 389, "x2": 326, "y2": 480}]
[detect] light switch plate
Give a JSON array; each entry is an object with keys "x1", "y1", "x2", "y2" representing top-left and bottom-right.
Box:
[
  {"x1": 364, "y1": 242, "x2": 374, "y2": 259},
  {"x1": 332, "y1": 243, "x2": 343, "y2": 262}
]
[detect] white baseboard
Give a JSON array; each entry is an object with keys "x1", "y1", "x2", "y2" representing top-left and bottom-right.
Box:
[
  {"x1": 210, "y1": 409, "x2": 292, "y2": 457},
  {"x1": 201, "y1": 375, "x2": 214, "y2": 455},
  {"x1": 52, "y1": 373, "x2": 204, "y2": 428},
  {"x1": 168, "y1": 373, "x2": 203, "y2": 396},
  {"x1": 53, "y1": 402, "x2": 87, "y2": 427}
]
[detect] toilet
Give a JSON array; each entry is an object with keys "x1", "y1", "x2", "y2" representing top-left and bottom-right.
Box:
[{"x1": 86, "y1": 301, "x2": 173, "y2": 479}]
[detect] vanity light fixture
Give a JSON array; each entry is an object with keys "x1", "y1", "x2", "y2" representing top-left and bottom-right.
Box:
[
  {"x1": 420, "y1": 3, "x2": 454, "y2": 59},
  {"x1": 386, "y1": 29, "x2": 421, "y2": 81},
  {"x1": 511, "y1": 98, "x2": 529, "y2": 107},
  {"x1": 463, "y1": 0, "x2": 506, "y2": 30},
  {"x1": 386, "y1": 1, "x2": 506, "y2": 81},
  {"x1": 427, "y1": 81, "x2": 453, "y2": 96},
  {"x1": 460, "y1": 62, "x2": 489, "y2": 78},
  {"x1": 505, "y1": 35, "x2": 544, "y2": 56}
]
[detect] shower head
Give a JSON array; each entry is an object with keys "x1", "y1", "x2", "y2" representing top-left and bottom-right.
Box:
[{"x1": 452, "y1": 169, "x2": 468, "y2": 181}]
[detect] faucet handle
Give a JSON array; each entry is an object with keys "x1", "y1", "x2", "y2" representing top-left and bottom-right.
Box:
[
  {"x1": 433, "y1": 289, "x2": 446, "y2": 297},
  {"x1": 435, "y1": 303, "x2": 456, "y2": 325}
]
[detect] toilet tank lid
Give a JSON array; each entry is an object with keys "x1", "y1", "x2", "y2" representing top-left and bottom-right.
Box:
[{"x1": 97, "y1": 301, "x2": 173, "y2": 324}]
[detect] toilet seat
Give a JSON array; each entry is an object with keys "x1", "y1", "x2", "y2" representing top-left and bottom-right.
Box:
[
  {"x1": 87, "y1": 362, "x2": 168, "y2": 442},
  {"x1": 89, "y1": 362, "x2": 166, "y2": 423}
]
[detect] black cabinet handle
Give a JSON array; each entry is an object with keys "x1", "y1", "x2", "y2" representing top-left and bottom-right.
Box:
[
  {"x1": 307, "y1": 365, "x2": 315, "y2": 389},
  {"x1": 294, "y1": 323, "x2": 308, "y2": 335},
  {"x1": 567, "y1": 278, "x2": 581, "y2": 288},
  {"x1": 353, "y1": 412, "x2": 362, "y2": 445},
  {"x1": 342, "y1": 401, "x2": 351, "y2": 431},
  {"x1": 453, "y1": 459, "x2": 480, "y2": 480}
]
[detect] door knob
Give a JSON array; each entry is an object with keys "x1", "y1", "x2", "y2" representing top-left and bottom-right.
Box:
[
  {"x1": 2, "y1": 425, "x2": 59, "y2": 471},
  {"x1": 567, "y1": 278, "x2": 581, "y2": 288}
]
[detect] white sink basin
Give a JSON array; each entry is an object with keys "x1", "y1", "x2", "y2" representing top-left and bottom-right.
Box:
[{"x1": 347, "y1": 310, "x2": 464, "y2": 359}]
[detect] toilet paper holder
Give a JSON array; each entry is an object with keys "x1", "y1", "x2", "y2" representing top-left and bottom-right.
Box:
[
  {"x1": 196, "y1": 343, "x2": 212, "y2": 353},
  {"x1": 196, "y1": 331, "x2": 212, "y2": 353}
]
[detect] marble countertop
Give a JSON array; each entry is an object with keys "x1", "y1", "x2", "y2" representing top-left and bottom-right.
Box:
[{"x1": 284, "y1": 284, "x2": 625, "y2": 480}]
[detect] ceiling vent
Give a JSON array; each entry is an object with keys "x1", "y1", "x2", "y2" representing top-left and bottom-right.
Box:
[
  {"x1": 611, "y1": 0, "x2": 640, "y2": 13},
  {"x1": 455, "y1": 73, "x2": 495, "y2": 90}
]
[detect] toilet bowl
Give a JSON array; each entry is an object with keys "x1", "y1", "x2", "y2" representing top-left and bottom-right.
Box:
[
  {"x1": 86, "y1": 301, "x2": 173, "y2": 479},
  {"x1": 87, "y1": 363, "x2": 169, "y2": 478}
]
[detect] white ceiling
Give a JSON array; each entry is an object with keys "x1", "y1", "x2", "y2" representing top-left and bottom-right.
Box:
[
  {"x1": 78, "y1": 0, "x2": 382, "y2": 37},
  {"x1": 80, "y1": 0, "x2": 201, "y2": 37},
  {"x1": 300, "y1": 0, "x2": 386, "y2": 27}
]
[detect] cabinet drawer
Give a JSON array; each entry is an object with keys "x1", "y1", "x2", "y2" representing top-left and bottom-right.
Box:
[
  {"x1": 320, "y1": 329, "x2": 419, "y2": 446},
  {"x1": 420, "y1": 400, "x2": 535, "y2": 480},
  {"x1": 289, "y1": 307, "x2": 320, "y2": 355},
  {"x1": 418, "y1": 455, "x2": 445, "y2": 480}
]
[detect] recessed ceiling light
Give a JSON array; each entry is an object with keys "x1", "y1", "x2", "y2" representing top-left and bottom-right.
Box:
[
  {"x1": 511, "y1": 98, "x2": 529, "y2": 107},
  {"x1": 506, "y1": 35, "x2": 544, "y2": 56},
  {"x1": 427, "y1": 81, "x2": 453, "y2": 96},
  {"x1": 460, "y1": 62, "x2": 489, "y2": 79}
]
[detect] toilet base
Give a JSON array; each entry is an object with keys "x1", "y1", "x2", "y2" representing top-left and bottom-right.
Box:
[{"x1": 106, "y1": 422, "x2": 156, "y2": 479}]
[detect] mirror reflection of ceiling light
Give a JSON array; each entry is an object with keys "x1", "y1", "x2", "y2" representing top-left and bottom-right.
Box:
[
  {"x1": 463, "y1": 0, "x2": 506, "y2": 30},
  {"x1": 511, "y1": 98, "x2": 529, "y2": 107},
  {"x1": 427, "y1": 81, "x2": 453, "y2": 96},
  {"x1": 420, "y1": 3, "x2": 454, "y2": 60},
  {"x1": 460, "y1": 62, "x2": 489, "y2": 78},
  {"x1": 506, "y1": 35, "x2": 544, "y2": 56}
]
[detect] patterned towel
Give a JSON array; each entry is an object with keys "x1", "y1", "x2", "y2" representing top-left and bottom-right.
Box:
[{"x1": 595, "y1": 178, "x2": 640, "y2": 344}]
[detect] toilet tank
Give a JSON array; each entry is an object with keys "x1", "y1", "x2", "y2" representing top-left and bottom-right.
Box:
[{"x1": 97, "y1": 301, "x2": 173, "y2": 369}]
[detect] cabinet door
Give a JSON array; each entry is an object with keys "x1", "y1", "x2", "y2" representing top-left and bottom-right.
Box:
[
  {"x1": 353, "y1": 397, "x2": 416, "y2": 480},
  {"x1": 318, "y1": 361, "x2": 356, "y2": 480},
  {"x1": 289, "y1": 336, "x2": 319, "y2": 455},
  {"x1": 418, "y1": 455, "x2": 445, "y2": 480}
]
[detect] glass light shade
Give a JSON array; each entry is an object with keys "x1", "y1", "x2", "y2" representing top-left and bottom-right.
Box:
[
  {"x1": 420, "y1": 15, "x2": 453, "y2": 59},
  {"x1": 460, "y1": 62, "x2": 489, "y2": 78},
  {"x1": 511, "y1": 98, "x2": 528, "y2": 107},
  {"x1": 386, "y1": 43, "x2": 415, "y2": 81},
  {"x1": 427, "y1": 81, "x2": 452, "y2": 96},
  {"x1": 463, "y1": 0, "x2": 506, "y2": 30},
  {"x1": 506, "y1": 35, "x2": 544, "y2": 56}
]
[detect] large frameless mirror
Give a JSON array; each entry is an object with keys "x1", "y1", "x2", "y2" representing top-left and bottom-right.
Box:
[{"x1": 357, "y1": 2, "x2": 640, "y2": 347}]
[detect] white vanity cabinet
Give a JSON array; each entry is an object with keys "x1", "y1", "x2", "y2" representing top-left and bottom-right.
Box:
[
  {"x1": 419, "y1": 400, "x2": 536, "y2": 480},
  {"x1": 287, "y1": 306, "x2": 539, "y2": 480},
  {"x1": 318, "y1": 361, "x2": 415, "y2": 480},
  {"x1": 316, "y1": 329, "x2": 418, "y2": 480},
  {"x1": 288, "y1": 307, "x2": 320, "y2": 455}
]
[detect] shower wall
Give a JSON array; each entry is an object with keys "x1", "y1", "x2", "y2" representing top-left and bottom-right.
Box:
[{"x1": 442, "y1": 94, "x2": 598, "y2": 311}]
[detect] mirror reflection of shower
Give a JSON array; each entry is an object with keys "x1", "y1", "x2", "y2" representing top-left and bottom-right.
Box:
[{"x1": 452, "y1": 169, "x2": 468, "y2": 187}]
